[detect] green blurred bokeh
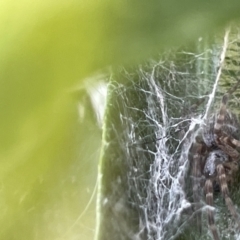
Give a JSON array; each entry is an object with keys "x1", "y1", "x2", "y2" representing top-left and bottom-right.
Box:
[{"x1": 1, "y1": 0, "x2": 240, "y2": 239}]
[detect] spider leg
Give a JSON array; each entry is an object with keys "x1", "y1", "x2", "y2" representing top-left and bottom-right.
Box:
[
  {"x1": 217, "y1": 164, "x2": 240, "y2": 230},
  {"x1": 191, "y1": 137, "x2": 205, "y2": 233},
  {"x1": 205, "y1": 179, "x2": 220, "y2": 240},
  {"x1": 216, "y1": 136, "x2": 240, "y2": 161},
  {"x1": 219, "y1": 134, "x2": 240, "y2": 149},
  {"x1": 214, "y1": 80, "x2": 240, "y2": 134},
  {"x1": 214, "y1": 97, "x2": 227, "y2": 134}
]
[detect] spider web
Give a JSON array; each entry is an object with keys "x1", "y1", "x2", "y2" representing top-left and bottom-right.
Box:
[{"x1": 98, "y1": 26, "x2": 240, "y2": 240}]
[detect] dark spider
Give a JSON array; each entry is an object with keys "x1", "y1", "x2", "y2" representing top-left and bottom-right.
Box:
[{"x1": 190, "y1": 80, "x2": 240, "y2": 240}]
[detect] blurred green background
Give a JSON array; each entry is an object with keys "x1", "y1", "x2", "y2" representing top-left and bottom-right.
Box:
[{"x1": 1, "y1": 0, "x2": 240, "y2": 239}]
